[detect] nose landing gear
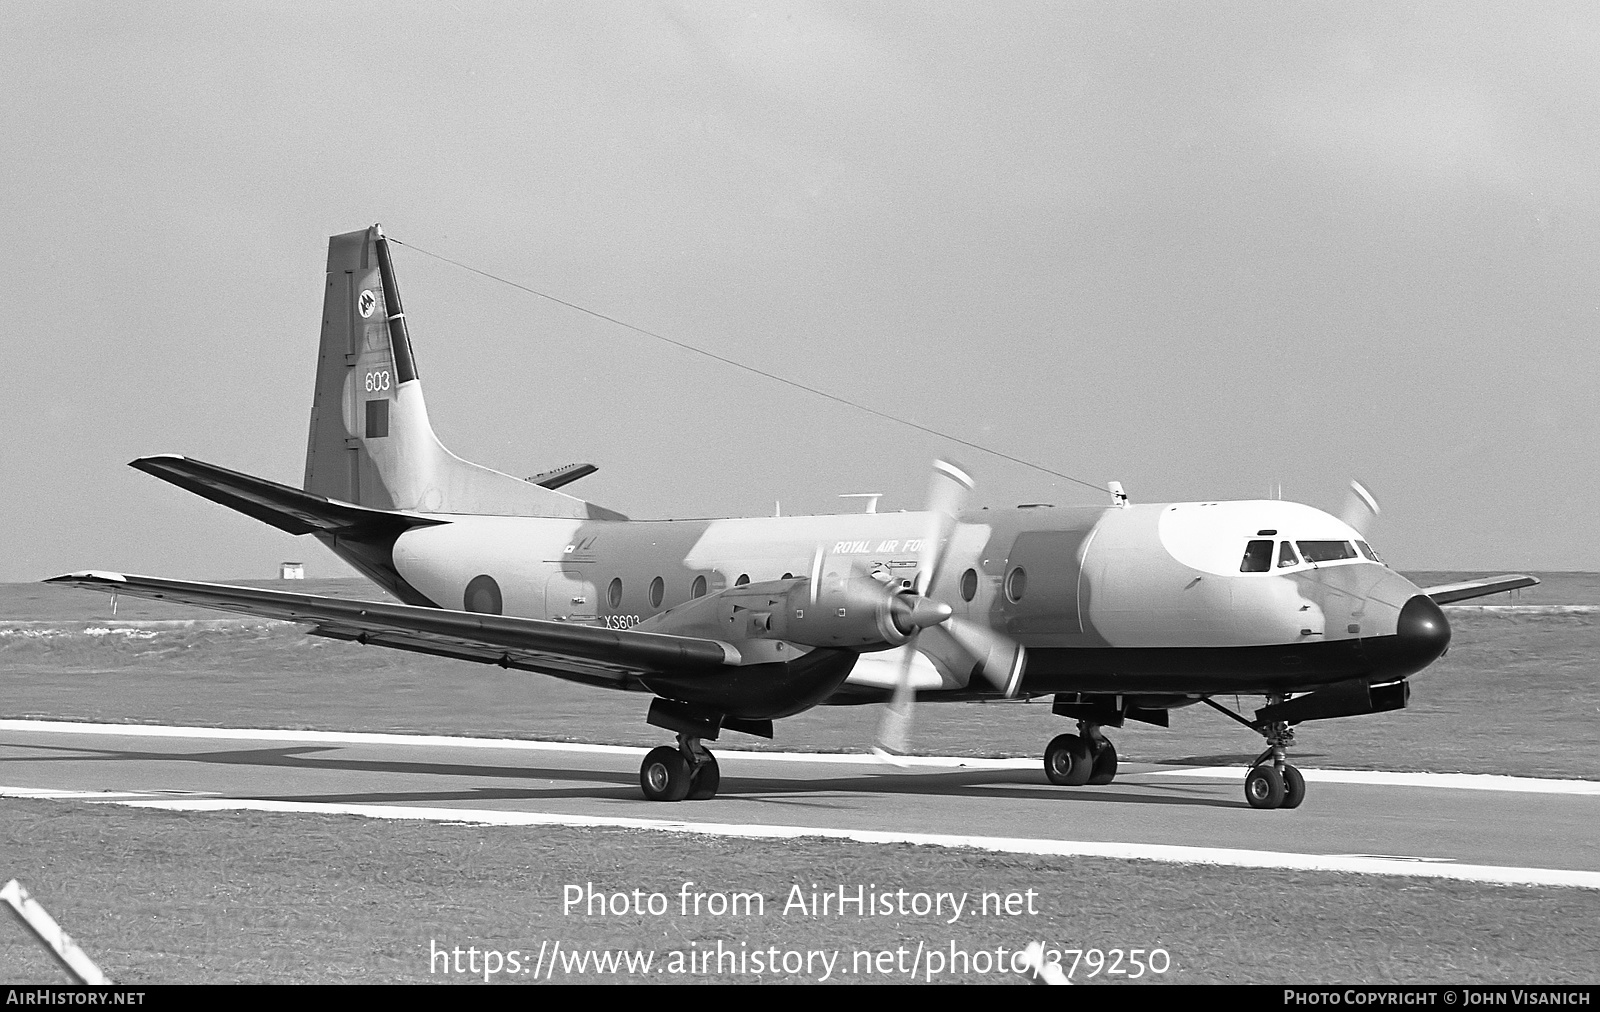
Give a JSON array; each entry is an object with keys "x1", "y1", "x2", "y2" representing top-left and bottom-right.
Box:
[{"x1": 1202, "y1": 697, "x2": 1305, "y2": 810}]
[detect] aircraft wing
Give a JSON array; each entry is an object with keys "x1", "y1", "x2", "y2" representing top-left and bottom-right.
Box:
[
  {"x1": 1420, "y1": 574, "x2": 1540, "y2": 605},
  {"x1": 46, "y1": 571, "x2": 740, "y2": 690}
]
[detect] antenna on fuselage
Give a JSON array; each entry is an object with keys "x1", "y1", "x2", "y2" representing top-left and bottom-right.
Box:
[
  {"x1": 839, "y1": 493, "x2": 883, "y2": 514},
  {"x1": 1108, "y1": 481, "x2": 1129, "y2": 507}
]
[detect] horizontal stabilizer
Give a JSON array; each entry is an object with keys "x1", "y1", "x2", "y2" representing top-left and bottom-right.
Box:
[
  {"x1": 130, "y1": 455, "x2": 447, "y2": 537},
  {"x1": 46, "y1": 572, "x2": 742, "y2": 688},
  {"x1": 528, "y1": 463, "x2": 598, "y2": 490},
  {"x1": 1421, "y1": 574, "x2": 1540, "y2": 605}
]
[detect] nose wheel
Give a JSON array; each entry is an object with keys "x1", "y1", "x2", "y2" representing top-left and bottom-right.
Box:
[
  {"x1": 1201, "y1": 697, "x2": 1306, "y2": 810},
  {"x1": 640, "y1": 734, "x2": 721, "y2": 802}
]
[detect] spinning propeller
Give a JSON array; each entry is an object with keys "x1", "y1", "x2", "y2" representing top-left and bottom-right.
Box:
[
  {"x1": 1338, "y1": 479, "x2": 1382, "y2": 539},
  {"x1": 872, "y1": 460, "x2": 1026, "y2": 757}
]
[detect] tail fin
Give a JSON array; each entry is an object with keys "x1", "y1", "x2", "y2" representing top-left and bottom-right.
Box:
[{"x1": 303, "y1": 225, "x2": 623, "y2": 520}]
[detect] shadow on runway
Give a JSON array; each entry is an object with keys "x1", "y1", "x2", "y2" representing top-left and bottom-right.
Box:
[
  {"x1": 1158, "y1": 752, "x2": 1333, "y2": 767},
  {"x1": 0, "y1": 739, "x2": 1242, "y2": 809}
]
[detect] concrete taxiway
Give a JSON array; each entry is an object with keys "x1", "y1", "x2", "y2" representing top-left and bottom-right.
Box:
[{"x1": 1, "y1": 720, "x2": 1596, "y2": 889}]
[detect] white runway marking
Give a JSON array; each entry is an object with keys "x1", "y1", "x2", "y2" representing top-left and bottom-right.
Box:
[{"x1": 1, "y1": 790, "x2": 1592, "y2": 891}]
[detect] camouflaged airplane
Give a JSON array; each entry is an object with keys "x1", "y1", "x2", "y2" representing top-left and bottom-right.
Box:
[{"x1": 52, "y1": 224, "x2": 1538, "y2": 809}]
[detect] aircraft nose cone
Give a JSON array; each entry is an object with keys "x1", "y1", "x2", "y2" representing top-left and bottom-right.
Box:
[{"x1": 1396, "y1": 594, "x2": 1451, "y2": 666}]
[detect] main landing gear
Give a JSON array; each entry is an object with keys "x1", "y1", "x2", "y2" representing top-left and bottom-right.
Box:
[
  {"x1": 1044, "y1": 721, "x2": 1118, "y2": 787},
  {"x1": 1201, "y1": 696, "x2": 1305, "y2": 810},
  {"x1": 639, "y1": 733, "x2": 721, "y2": 802}
]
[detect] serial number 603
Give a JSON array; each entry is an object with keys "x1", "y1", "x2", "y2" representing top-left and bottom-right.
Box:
[
  {"x1": 365, "y1": 369, "x2": 392, "y2": 393},
  {"x1": 1062, "y1": 948, "x2": 1171, "y2": 979}
]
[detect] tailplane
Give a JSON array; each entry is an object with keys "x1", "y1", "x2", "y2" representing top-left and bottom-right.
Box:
[{"x1": 303, "y1": 225, "x2": 623, "y2": 520}]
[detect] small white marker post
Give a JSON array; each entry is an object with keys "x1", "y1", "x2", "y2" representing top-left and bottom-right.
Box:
[{"x1": 0, "y1": 879, "x2": 112, "y2": 984}]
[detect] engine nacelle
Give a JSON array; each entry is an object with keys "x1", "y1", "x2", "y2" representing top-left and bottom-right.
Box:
[
  {"x1": 765, "y1": 577, "x2": 915, "y2": 650},
  {"x1": 636, "y1": 576, "x2": 927, "y2": 653}
]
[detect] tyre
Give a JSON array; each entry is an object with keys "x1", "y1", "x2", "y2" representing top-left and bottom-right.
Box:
[
  {"x1": 1086, "y1": 740, "x2": 1118, "y2": 785},
  {"x1": 687, "y1": 754, "x2": 721, "y2": 801},
  {"x1": 1044, "y1": 734, "x2": 1093, "y2": 787},
  {"x1": 1245, "y1": 764, "x2": 1286, "y2": 809},
  {"x1": 1279, "y1": 763, "x2": 1306, "y2": 809},
  {"x1": 640, "y1": 746, "x2": 691, "y2": 802}
]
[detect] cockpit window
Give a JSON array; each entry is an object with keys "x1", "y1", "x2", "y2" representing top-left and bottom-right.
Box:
[
  {"x1": 1277, "y1": 541, "x2": 1299, "y2": 568},
  {"x1": 1239, "y1": 539, "x2": 1273, "y2": 573},
  {"x1": 1356, "y1": 541, "x2": 1384, "y2": 565},
  {"x1": 1297, "y1": 540, "x2": 1357, "y2": 563}
]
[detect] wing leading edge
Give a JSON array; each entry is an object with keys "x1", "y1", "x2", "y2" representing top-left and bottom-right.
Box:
[
  {"x1": 46, "y1": 572, "x2": 741, "y2": 690},
  {"x1": 1421, "y1": 574, "x2": 1540, "y2": 605}
]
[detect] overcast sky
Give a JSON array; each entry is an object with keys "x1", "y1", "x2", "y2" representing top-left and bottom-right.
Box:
[{"x1": 4, "y1": 1, "x2": 1596, "y2": 581}]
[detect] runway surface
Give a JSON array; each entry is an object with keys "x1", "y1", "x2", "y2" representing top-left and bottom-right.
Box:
[{"x1": 2, "y1": 719, "x2": 1597, "y2": 889}]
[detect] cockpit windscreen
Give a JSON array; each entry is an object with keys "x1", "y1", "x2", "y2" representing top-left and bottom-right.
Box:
[{"x1": 1297, "y1": 540, "x2": 1358, "y2": 563}]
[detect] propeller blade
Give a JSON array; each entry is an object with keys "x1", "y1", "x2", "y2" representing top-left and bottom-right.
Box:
[
  {"x1": 915, "y1": 459, "x2": 973, "y2": 595},
  {"x1": 945, "y1": 617, "x2": 1027, "y2": 697},
  {"x1": 874, "y1": 635, "x2": 920, "y2": 756},
  {"x1": 873, "y1": 459, "x2": 1019, "y2": 758},
  {"x1": 1339, "y1": 480, "x2": 1382, "y2": 537}
]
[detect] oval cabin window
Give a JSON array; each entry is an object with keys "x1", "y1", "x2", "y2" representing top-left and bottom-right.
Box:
[
  {"x1": 607, "y1": 577, "x2": 622, "y2": 609},
  {"x1": 464, "y1": 575, "x2": 502, "y2": 615},
  {"x1": 1005, "y1": 567, "x2": 1027, "y2": 603},
  {"x1": 649, "y1": 576, "x2": 664, "y2": 608},
  {"x1": 960, "y1": 568, "x2": 978, "y2": 603},
  {"x1": 691, "y1": 575, "x2": 707, "y2": 598}
]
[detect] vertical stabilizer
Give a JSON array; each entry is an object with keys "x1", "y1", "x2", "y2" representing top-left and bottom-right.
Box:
[{"x1": 303, "y1": 225, "x2": 620, "y2": 519}]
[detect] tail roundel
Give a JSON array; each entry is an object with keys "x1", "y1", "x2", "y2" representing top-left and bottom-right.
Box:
[{"x1": 302, "y1": 225, "x2": 622, "y2": 520}]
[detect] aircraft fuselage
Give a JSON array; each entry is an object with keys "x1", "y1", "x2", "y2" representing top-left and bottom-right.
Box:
[{"x1": 376, "y1": 497, "x2": 1447, "y2": 700}]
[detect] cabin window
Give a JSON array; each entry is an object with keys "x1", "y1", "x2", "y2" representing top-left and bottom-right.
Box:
[
  {"x1": 960, "y1": 568, "x2": 978, "y2": 602},
  {"x1": 735, "y1": 574, "x2": 750, "y2": 586},
  {"x1": 1298, "y1": 540, "x2": 1357, "y2": 563},
  {"x1": 464, "y1": 574, "x2": 501, "y2": 615},
  {"x1": 1277, "y1": 541, "x2": 1299, "y2": 568},
  {"x1": 607, "y1": 577, "x2": 622, "y2": 609},
  {"x1": 649, "y1": 576, "x2": 664, "y2": 608},
  {"x1": 691, "y1": 575, "x2": 707, "y2": 598},
  {"x1": 1239, "y1": 540, "x2": 1273, "y2": 573},
  {"x1": 1005, "y1": 567, "x2": 1027, "y2": 603}
]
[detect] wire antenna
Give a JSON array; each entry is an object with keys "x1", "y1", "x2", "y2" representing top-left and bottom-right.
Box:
[{"x1": 389, "y1": 236, "x2": 1107, "y2": 493}]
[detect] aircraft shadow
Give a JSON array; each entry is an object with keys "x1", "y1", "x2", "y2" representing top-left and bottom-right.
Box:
[
  {"x1": 1, "y1": 740, "x2": 1241, "y2": 809},
  {"x1": 1158, "y1": 752, "x2": 1332, "y2": 767}
]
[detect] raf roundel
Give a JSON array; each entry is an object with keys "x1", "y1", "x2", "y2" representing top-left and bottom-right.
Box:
[{"x1": 358, "y1": 289, "x2": 377, "y2": 318}]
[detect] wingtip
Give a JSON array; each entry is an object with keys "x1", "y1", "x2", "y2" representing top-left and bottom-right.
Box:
[
  {"x1": 44, "y1": 570, "x2": 128, "y2": 584},
  {"x1": 129, "y1": 453, "x2": 186, "y2": 469}
]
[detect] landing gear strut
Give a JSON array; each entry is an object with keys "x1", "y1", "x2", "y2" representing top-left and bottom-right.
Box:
[
  {"x1": 640, "y1": 733, "x2": 721, "y2": 802},
  {"x1": 1044, "y1": 721, "x2": 1118, "y2": 787},
  {"x1": 1201, "y1": 696, "x2": 1305, "y2": 810}
]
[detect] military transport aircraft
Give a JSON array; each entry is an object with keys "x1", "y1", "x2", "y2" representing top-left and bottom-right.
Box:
[{"x1": 51, "y1": 225, "x2": 1537, "y2": 809}]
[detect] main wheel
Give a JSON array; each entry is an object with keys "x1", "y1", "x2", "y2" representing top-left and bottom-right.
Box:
[
  {"x1": 1279, "y1": 763, "x2": 1306, "y2": 809},
  {"x1": 1245, "y1": 764, "x2": 1286, "y2": 809},
  {"x1": 1044, "y1": 734, "x2": 1093, "y2": 787},
  {"x1": 1087, "y1": 740, "x2": 1118, "y2": 785},
  {"x1": 640, "y1": 746, "x2": 692, "y2": 802},
  {"x1": 686, "y1": 753, "x2": 721, "y2": 800}
]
